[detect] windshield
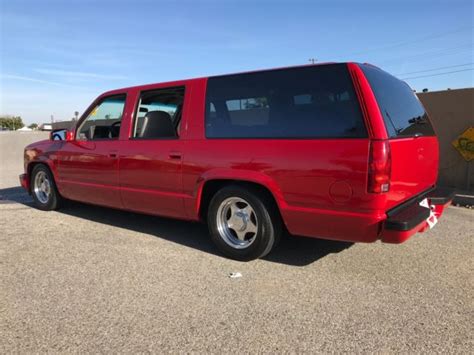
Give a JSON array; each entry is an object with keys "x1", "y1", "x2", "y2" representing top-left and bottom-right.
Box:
[{"x1": 360, "y1": 64, "x2": 435, "y2": 138}]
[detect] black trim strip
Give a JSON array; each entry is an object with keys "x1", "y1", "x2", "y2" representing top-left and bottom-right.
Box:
[
  {"x1": 385, "y1": 185, "x2": 456, "y2": 232},
  {"x1": 386, "y1": 186, "x2": 434, "y2": 218},
  {"x1": 385, "y1": 203, "x2": 430, "y2": 231}
]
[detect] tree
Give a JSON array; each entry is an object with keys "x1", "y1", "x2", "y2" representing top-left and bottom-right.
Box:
[
  {"x1": 28, "y1": 123, "x2": 39, "y2": 130},
  {"x1": 0, "y1": 116, "x2": 24, "y2": 130}
]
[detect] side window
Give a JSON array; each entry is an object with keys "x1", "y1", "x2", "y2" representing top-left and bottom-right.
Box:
[
  {"x1": 205, "y1": 64, "x2": 367, "y2": 139},
  {"x1": 133, "y1": 87, "x2": 185, "y2": 139},
  {"x1": 77, "y1": 95, "x2": 126, "y2": 140},
  {"x1": 225, "y1": 97, "x2": 269, "y2": 126}
]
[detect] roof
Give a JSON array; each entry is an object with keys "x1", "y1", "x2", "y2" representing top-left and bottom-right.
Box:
[{"x1": 104, "y1": 61, "x2": 341, "y2": 95}]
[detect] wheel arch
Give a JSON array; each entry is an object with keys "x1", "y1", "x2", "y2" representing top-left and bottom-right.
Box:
[
  {"x1": 27, "y1": 160, "x2": 57, "y2": 192},
  {"x1": 195, "y1": 171, "x2": 286, "y2": 225}
]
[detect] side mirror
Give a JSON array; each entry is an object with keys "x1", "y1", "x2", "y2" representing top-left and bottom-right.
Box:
[{"x1": 50, "y1": 129, "x2": 74, "y2": 141}]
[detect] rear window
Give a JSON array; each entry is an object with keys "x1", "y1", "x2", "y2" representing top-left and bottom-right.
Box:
[
  {"x1": 205, "y1": 64, "x2": 367, "y2": 139},
  {"x1": 360, "y1": 64, "x2": 435, "y2": 138}
]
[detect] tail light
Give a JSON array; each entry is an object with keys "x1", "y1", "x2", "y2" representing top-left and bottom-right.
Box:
[{"x1": 368, "y1": 140, "x2": 391, "y2": 193}]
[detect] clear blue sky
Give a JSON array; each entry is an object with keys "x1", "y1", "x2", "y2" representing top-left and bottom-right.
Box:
[{"x1": 1, "y1": 0, "x2": 473, "y2": 124}]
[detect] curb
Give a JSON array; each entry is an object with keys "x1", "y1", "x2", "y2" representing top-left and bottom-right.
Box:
[{"x1": 453, "y1": 194, "x2": 474, "y2": 208}]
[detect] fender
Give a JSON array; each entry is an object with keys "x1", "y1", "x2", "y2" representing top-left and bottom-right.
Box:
[
  {"x1": 188, "y1": 168, "x2": 287, "y2": 220},
  {"x1": 24, "y1": 141, "x2": 62, "y2": 193}
]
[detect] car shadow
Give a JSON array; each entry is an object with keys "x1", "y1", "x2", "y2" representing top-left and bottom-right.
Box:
[{"x1": 0, "y1": 186, "x2": 353, "y2": 266}]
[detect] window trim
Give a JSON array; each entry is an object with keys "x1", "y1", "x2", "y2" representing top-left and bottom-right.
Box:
[
  {"x1": 130, "y1": 86, "x2": 186, "y2": 141},
  {"x1": 75, "y1": 93, "x2": 127, "y2": 141}
]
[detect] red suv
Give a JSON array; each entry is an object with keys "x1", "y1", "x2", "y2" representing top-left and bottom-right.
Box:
[{"x1": 20, "y1": 63, "x2": 454, "y2": 260}]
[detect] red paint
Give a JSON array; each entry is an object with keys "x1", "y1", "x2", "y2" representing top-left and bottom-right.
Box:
[
  {"x1": 21, "y1": 63, "x2": 451, "y2": 245},
  {"x1": 430, "y1": 201, "x2": 451, "y2": 219},
  {"x1": 19, "y1": 173, "x2": 29, "y2": 190},
  {"x1": 387, "y1": 136, "x2": 439, "y2": 209},
  {"x1": 56, "y1": 139, "x2": 123, "y2": 208}
]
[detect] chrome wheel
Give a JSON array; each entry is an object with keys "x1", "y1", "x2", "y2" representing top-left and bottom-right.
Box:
[
  {"x1": 33, "y1": 171, "x2": 51, "y2": 204},
  {"x1": 216, "y1": 197, "x2": 258, "y2": 249}
]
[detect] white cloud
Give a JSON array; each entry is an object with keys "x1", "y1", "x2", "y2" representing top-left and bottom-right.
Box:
[
  {"x1": 34, "y1": 68, "x2": 127, "y2": 80},
  {"x1": 1, "y1": 74, "x2": 85, "y2": 88}
]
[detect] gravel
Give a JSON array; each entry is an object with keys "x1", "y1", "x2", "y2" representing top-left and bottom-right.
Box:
[{"x1": 1, "y1": 185, "x2": 472, "y2": 353}]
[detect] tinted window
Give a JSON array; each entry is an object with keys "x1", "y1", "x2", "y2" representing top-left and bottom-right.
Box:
[
  {"x1": 360, "y1": 65, "x2": 435, "y2": 138},
  {"x1": 205, "y1": 64, "x2": 367, "y2": 138},
  {"x1": 77, "y1": 95, "x2": 126, "y2": 140},
  {"x1": 133, "y1": 87, "x2": 184, "y2": 139}
]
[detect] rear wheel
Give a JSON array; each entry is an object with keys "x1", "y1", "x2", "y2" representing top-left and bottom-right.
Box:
[
  {"x1": 31, "y1": 164, "x2": 61, "y2": 211},
  {"x1": 207, "y1": 185, "x2": 281, "y2": 261}
]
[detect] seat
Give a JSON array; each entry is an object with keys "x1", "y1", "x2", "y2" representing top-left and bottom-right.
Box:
[
  {"x1": 140, "y1": 111, "x2": 176, "y2": 138},
  {"x1": 92, "y1": 125, "x2": 110, "y2": 139}
]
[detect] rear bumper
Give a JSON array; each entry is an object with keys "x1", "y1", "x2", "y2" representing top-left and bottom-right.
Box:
[
  {"x1": 381, "y1": 187, "x2": 455, "y2": 243},
  {"x1": 19, "y1": 173, "x2": 30, "y2": 192}
]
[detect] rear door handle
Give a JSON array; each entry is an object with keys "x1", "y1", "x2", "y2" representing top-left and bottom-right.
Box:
[
  {"x1": 108, "y1": 150, "x2": 118, "y2": 158},
  {"x1": 169, "y1": 151, "x2": 182, "y2": 160}
]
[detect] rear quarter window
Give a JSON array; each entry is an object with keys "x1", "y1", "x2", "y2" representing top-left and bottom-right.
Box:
[
  {"x1": 359, "y1": 64, "x2": 435, "y2": 138},
  {"x1": 205, "y1": 64, "x2": 367, "y2": 139}
]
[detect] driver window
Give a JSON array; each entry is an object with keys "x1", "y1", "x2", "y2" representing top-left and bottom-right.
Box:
[{"x1": 77, "y1": 94, "x2": 126, "y2": 140}]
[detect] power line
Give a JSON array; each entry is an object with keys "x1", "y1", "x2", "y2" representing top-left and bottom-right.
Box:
[
  {"x1": 377, "y1": 42, "x2": 473, "y2": 65},
  {"x1": 401, "y1": 68, "x2": 474, "y2": 80},
  {"x1": 338, "y1": 26, "x2": 473, "y2": 57},
  {"x1": 395, "y1": 63, "x2": 474, "y2": 76}
]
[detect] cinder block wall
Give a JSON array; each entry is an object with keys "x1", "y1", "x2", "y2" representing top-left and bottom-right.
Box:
[
  {"x1": 417, "y1": 88, "x2": 474, "y2": 192},
  {"x1": 2, "y1": 89, "x2": 473, "y2": 192}
]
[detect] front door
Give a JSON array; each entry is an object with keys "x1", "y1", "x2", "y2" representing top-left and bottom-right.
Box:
[{"x1": 57, "y1": 94, "x2": 127, "y2": 208}]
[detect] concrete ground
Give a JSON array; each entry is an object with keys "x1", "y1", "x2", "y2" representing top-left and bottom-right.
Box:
[{"x1": 0, "y1": 132, "x2": 473, "y2": 353}]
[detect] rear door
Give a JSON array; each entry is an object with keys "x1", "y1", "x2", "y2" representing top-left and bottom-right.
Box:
[
  {"x1": 118, "y1": 85, "x2": 187, "y2": 218},
  {"x1": 360, "y1": 64, "x2": 438, "y2": 208}
]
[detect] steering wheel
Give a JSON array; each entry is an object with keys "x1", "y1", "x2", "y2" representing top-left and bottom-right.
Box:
[{"x1": 109, "y1": 121, "x2": 121, "y2": 138}]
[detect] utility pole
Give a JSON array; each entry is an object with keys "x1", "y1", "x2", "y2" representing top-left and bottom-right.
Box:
[{"x1": 308, "y1": 58, "x2": 317, "y2": 64}]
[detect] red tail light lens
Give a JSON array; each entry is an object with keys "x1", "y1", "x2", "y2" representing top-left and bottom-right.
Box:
[{"x1": 368, "y1": 140, "x2": 391, "y2": 193}]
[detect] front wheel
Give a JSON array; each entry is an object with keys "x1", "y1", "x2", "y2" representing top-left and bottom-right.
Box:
[
  {"x1": 207, "y1": 185, "x2": 281, "y2": 261},
  {"x1": 31, "y1": 164, "x2": 62, "y2": 211}
]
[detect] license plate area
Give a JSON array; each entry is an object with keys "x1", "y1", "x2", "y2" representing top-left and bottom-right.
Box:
[{"x1": 419, "y1": 198, "x2": 438, "y2": 229}]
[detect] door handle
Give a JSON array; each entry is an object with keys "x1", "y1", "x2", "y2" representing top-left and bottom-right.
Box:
[
  {"x1": 108, "y1": 150, "x2": 118, "y2": 158},
  {"x1": 169, "y1": 151, "x2": 182, "y2": 160}
]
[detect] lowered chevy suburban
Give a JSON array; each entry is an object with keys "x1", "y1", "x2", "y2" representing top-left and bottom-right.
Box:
[{"x1": 21, "y1": 63, "x2": 454, "y2": 260}]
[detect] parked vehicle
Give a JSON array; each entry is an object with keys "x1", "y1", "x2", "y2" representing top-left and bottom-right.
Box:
[{"x1": 20, "y1": 63, "x2": 454, "y2": 260}]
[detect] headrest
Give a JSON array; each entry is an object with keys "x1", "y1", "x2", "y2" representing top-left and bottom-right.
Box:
[{"x1": 140, "y1": 111, "x2": 175, "y2": 138}]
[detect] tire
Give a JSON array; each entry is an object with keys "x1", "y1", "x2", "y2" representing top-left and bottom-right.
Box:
[
  {"x1": 30, "y1": 164, "x2": 62, "y2": 211},
  {"x1": 207, "y1": 185, "x2": 281, "y2": 261}
]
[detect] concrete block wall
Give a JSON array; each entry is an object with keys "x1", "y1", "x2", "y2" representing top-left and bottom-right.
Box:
[
  {"x1": 0, "y1": 131, "x2": 49, "y2": 187},
  {"x1": 418, "y1": 88, "x2": 474, "y2": 192}
]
